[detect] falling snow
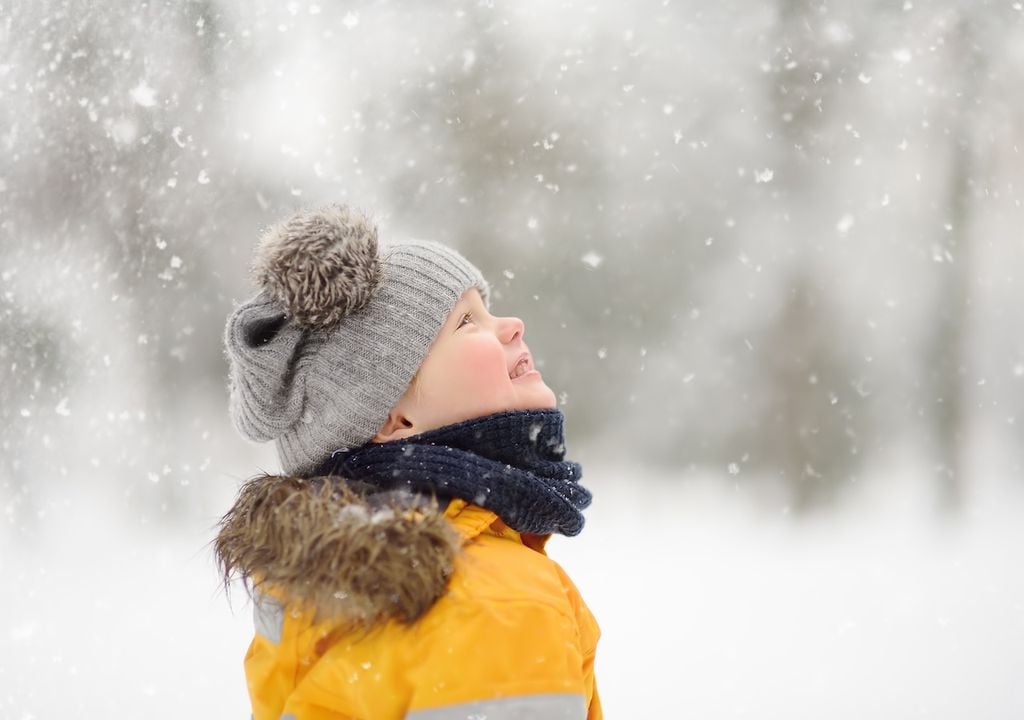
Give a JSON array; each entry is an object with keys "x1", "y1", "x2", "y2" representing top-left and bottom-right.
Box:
[{"x1": 3, "y1": 2, "x2": 1024, "y2": 719}]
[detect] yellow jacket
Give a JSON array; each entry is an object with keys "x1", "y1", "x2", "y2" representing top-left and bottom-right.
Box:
[{"x1": 216, "y1": 475, "x2": 601, "y2": 719}]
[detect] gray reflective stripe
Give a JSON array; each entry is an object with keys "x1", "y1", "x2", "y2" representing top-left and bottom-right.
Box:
[
  {"x1": 405, "y1": 693, "x2": 586, "y2": 720},
  {"x1": 253, "y1": 593, "x2": 284, "y2": 644}
]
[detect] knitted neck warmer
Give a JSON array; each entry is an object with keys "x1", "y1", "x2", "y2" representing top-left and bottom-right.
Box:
[{"x1": 314, "y1": 409, "x2": 592, "y2": 537}]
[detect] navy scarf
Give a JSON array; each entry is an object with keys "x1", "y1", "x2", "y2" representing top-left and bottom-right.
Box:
[{"x1": 314, "y1": 409, "x2": 591, "y2": 537}]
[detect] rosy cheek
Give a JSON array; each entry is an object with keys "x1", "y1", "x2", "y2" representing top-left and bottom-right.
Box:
[{"x1": 450, "y1": 336, "x2": 508, "y2": 394}]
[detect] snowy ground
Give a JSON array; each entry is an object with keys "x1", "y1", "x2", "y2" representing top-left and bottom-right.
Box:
[{"x1": 4, "y1": 462, "x2": 1023, "y2": 719}]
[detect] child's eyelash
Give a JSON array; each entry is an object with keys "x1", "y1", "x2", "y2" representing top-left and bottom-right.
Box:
[{"x1": 458, "y1": 312, "x2": 473, "y2": 328}]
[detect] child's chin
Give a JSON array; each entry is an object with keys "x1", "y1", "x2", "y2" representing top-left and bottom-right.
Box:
[{"x1": 519, "y1": 385, "x2": 557, "y2": 410}]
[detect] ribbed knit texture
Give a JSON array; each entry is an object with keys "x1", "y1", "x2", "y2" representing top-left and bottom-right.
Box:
[
  {"x1": 313, "y1": 409, "x2": 592, "y2": 537},
  {"x1": 224, "y1": 239, "x2": 491, "y2": 475}
]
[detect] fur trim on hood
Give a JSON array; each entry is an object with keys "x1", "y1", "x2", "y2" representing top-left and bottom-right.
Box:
[{"x1": 214, "y1": 474, "x2": 461, "y2": 629}]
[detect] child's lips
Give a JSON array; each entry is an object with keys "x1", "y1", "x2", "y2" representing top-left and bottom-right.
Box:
[
  {"x1": 512, "y1": 368, "x2": 541, "y2": 381},
  {"x1": 509, "y1": 352, "x2": 537, "y2": 380}
]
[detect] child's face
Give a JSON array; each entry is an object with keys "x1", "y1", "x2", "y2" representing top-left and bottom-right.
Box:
[{"x1": 373, "y1": 288, "x2": 557, "y2": 441}]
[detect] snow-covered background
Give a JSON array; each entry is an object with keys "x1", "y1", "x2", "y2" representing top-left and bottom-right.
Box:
[
  {"x1": 3, "y1": 1, "x2": 1023, "y2": 717},
  {"x1": 6, "y1": 460, "x2": 1024, "y2": 717}
]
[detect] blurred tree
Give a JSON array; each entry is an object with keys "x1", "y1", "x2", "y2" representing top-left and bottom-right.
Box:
[
  {"x1": 727, "y1": 0, "x2": 871, "y2": 508},
  {"x1": 921, "y1": 10, "x2": 988, "y2": 511},
  {"x1": 739, "y1": 271, "x2": 865, "y2": 510},
  {"x1": 0, "y1": 298, "x2": 69, "y2": 539}
]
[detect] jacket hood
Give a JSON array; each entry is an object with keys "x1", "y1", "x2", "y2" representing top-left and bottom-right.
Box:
[{"x1": 214, "y1": 474, "x2": 462, "y2": 629}]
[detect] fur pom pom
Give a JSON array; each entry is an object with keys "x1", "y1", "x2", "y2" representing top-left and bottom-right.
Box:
[{"x1": 252, "y1": 205, "x2": 382, "y2": 328}]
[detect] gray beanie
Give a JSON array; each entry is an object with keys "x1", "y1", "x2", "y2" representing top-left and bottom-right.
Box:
[{"x1": 224, "y1": 204, "x2": 491, "y2": 475}]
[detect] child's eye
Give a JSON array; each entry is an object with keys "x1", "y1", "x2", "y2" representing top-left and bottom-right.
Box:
[{"x1": 457, "y1": 312, "x2": 473, "y2": 329}]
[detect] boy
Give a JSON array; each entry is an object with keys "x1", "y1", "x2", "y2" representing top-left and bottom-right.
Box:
[{"x1": 216, "y1": 204, "x2": 601, "y2": 719}]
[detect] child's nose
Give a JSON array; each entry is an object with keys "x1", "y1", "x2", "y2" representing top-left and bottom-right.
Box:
[{"x1": 499, "y1": 316, "x2": 525, "y2": 344}]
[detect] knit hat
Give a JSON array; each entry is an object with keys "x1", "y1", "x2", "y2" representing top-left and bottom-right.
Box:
[{"x1": 224, "y1": 204, "x2": 491, "y2": 475}]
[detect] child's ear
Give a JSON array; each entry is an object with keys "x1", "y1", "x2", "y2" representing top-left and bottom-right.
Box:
[{"x1": 372, "y1": 410, "x2": 416, "y2": 443}]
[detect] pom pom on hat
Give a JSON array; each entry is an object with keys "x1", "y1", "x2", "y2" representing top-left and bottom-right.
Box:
[{"x1": 252, "y1": 204, "x2": 382, "y2": 328}]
